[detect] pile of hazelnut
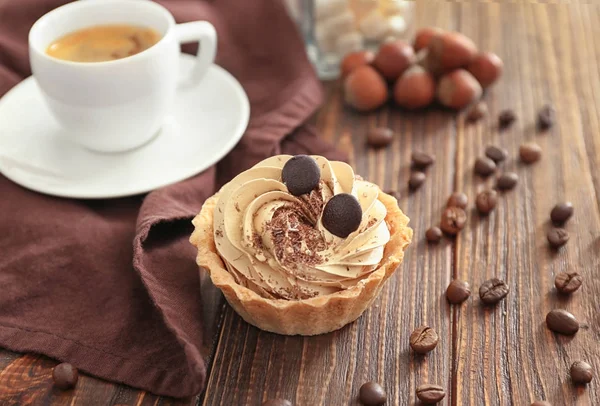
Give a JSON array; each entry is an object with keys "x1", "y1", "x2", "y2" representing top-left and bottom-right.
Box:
[{"x1": 341, "y1": 27, "x2": 503, "y2": 112}]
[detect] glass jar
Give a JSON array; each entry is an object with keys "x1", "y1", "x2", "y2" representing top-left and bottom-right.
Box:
[{"x1": 285, "y1": 0, "x2": 414, "y2": 79}]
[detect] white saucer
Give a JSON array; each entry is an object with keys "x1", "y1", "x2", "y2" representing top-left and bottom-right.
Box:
[{"x1": 0, "y1": 54, "x2": 250, "y2": 199}]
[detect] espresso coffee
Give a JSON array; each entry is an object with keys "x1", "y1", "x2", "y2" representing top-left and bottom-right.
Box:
[{"x1": 46, "y1": 24, "x2": 161, "y2": 62}]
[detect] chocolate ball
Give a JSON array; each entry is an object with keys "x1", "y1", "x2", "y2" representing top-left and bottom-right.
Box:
[
  {"x1": 282, "y1": 155, "x2": 320, "y2": 196},
  {"x1": 322, "y1": 193, "x2": 362, "y2": 238}
]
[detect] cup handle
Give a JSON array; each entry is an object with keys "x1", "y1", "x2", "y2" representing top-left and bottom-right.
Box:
[{"x1": 173, "y1": 21, "x2": 217, "y2": 84}]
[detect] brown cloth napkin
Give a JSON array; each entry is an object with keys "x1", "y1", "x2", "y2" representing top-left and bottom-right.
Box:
[{"x1": 0, "y1": 0, "x2": 344, "y2": 398}]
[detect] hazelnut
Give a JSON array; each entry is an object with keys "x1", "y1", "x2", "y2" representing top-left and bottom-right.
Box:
[
  {"x1": 413, "y1": 27, "x2": 444, "y2": 52},
  {"x1": 393, "y1": 65, "x2": 436, "y2": 109},
  {"x1": 340, "y1": 50, "x2": 375, "y2": 79},
  {"x1": 467, "y1": 52, "x2": 503, "y2": 88},
  {"x1": 427, "y1": 31, "x2": 477, "y2": 74},
  {"x1": 343, "y1": 65, "x2": 389, "y2": 112},
  {"x1": 372, "y1": 40, "x2": 415, "y2": 81},
  {"x1": 437, "y1": 69, "x2": 482, "y2": 109}
]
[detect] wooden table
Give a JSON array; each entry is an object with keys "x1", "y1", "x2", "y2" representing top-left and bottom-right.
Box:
[{"x1": 2, "y1": 2, "x2": 599, "y2": 405}]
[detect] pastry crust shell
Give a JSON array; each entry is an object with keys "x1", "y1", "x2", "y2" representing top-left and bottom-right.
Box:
[{"x1": 190, "y1": 189, "x2": 412, "y2": 335}]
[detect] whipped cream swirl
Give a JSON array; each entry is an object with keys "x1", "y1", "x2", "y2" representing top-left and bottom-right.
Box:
[{"x1": 213, "y1": 155, "x2": 390, "y2": 300}]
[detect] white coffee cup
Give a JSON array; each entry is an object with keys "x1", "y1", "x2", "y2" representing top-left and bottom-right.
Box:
[{"x1": 29, "y1": 0, "x2": 217, "y2": 153}]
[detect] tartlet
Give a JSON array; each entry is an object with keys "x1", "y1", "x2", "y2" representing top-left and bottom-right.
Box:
[{"x1": 190, "y1": 155, "x2": 412, "y2": 335}]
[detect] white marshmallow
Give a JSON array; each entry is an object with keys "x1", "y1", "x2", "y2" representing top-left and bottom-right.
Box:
[
  {"x1": 387, "y1": 15, "x2": 407, "y2": 37},
  {"x1": 335, "y1": 31, "x2": 364, "y2": 55},
  {"x1": 315, "y1": 0, "x2": 350, "y2": 21},
  {"x1": 359, "y1": 10, "x2": 391, "y2": 41},
  {"x1": 317, "y1": 10, "x2": 356, "y2": 37}
]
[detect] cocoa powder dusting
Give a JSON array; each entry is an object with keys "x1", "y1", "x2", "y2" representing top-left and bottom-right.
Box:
[
  {"x1": 299, "y1": 183, "x2": 325, "y2": 221},
  {"x1": 280, "y1": 285, "x2": 319, "y2": 300},
  {"x1": 252, "y1": 232, "x2": 265, "y2": 251},
  {"x1": 268, "y1": 205, "x2": 327, "y2": 270}
]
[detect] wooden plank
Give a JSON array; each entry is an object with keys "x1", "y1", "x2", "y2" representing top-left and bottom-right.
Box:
[
  {"x1": 576, "y1": 5, "x2": 600, "y2": 217},
  {"x1": 453, "y1": 3, "x2": 600, "y2": 405}
]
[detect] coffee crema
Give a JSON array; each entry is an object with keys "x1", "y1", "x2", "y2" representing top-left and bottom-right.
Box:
[{"x1": 46, "y1": 24, "x2": 161, "y2": 63}]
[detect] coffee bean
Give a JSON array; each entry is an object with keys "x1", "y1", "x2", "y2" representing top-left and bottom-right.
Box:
[
  {"x1": 425, "y1": 226, "x2": 443, "y2": 243},
  {"x1": 446, "y1": 280, "x2": 471, "y2": 304},
  {"x1": 447, "y1": 192, "x2": 468, "y2": 209},
  {"x1": 367, "y1": 127, "x2": 394, "y2": 148},
  {"x1": 474, "y1": 156, "x2": 497, "y2": 177},
  {"x1": 496, "y1": 172, "x2": 518, "y2": 190},
  {"x1": 359, "y1": 381, "x2": 387, "y2": 406},
  {"x1": 52, "y1": 363, "x2": 78, "y2": 390},
  {"x1": 440, "y1": 207, "x2": 467, "y2": 235},
  {"x1": 537, "y1": 104, "x2": 555, "y2": 130},
  {"x1": 475, "y1": 190, "x2": 498, "y2": 214},
  {"x1": 554, "y1": 272, "x2": 582, "y2": 294},
  {"x1": 466, "y1": 101, "x2": 488, "y2": 122},
  {"x1": 570, "y1": 361, "x2": 593, "y2": 385},
  {"x1": 546, "y1": 309, "x2": 579, "y2": 335},
  {"x1": 550, "y1": 202, "x2": 574, "y2": 224},
  {"x1": 282, "y1": 155, "x2": 320, "y2": 196},
  {"x1": 322, "y1": 193, "x2": 362, "y2": 238},
  {"x1": 409, "y1": 326, "x2": 439, "y2": 354},
  {"x1": 409, "y1": 172, "x2": 426, "y2": 190},
  {"x1": 411, "y1": 151, "x2": 435, "y2": 169},
  {"x1": 416, "y1": 384, "x2": 446, "y2": 404},
  {"x1": 262, "y1": 399, "x2": 293, "y2": 406},
  {"x1": 519, "y1": 142, "x2": 542, "y2": 164},
  {"x1": 479, "y1": 278, "x2": 509, "y2": 304},
  {"x1": 485, "y1": 145, "x2": 508, "y2": 163},
  {"x1": 547, "y1": 228, "x2": 569, "y2": 248},
  {"x1": 498, "y1": 109, "x2": 516, "y2": 129},
  {"x1": 531, "y1": 401, "x2": 552, "y2": 406}
]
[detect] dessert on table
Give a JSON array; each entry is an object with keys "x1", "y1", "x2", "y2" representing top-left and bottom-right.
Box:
[{"x1": 190, "y1": 154, "x2": 412, "y2": 335}]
